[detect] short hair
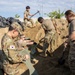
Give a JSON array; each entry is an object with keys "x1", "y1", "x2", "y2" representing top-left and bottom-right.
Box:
[
  {"x1": 65, "y1": 10, "x2": 75, "y2": 17},
  {"x1": 38, "y1": 17, "x2": 43, "y2": 23},
  {"x1": 26, "y1": 6, "x2": 30, "y2": 9},
  {"x1": 9, "y1": 25, "x2": 15, "y2": 31}
]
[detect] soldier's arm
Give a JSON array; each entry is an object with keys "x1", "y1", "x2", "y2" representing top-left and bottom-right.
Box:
[
  {"x1": 24, "y1": 11, "x2": 29, "y2": 20},
  {"x1": 70, "y1": 20, "x2": 75, "y2": 40},
  {"x1": 28, "y1": 12, "x2": 33, "y2": 16},
  {"x1": 64, "y1": 31, "x2": 75, "y2": 47},
  {"x1": 24, "y1": 14, "x2": 28, "y2": 19},
  {"x1": 70, "y1": 31, "x2": 75, "y2": 40},
  {"x1": 29, "y1": 13, "x2": 33, "y2": 16},
  {"x1": 24, "y1": 13, "x2": 28, "y2": 20},
  {"x1": 64, "y1": 21, "x2": 75, "y2": 47},
  {"x1": 17, "y1": 39, "x2": 34, "y2": 47}
]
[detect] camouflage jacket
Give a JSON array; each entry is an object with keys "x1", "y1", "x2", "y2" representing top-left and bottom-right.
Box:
[
  {"x1": 1, "y1": 33, "x2": 27, "y2": 64},
  {"x1": 1, "y1": 33, "x2": 30, "y2": 75}
]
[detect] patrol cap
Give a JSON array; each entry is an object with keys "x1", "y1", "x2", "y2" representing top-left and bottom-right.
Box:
[{"x1": 11, "y1": 22, "x2": 23, "y2": 35}]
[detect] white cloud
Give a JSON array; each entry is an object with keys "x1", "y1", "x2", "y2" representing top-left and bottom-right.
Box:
[
  {"x1": 0, "y1": 0, "x2": 23, "y2": 5},
  {"x1": 0, "y1": 0, "x2": 24, "y2": 12}
]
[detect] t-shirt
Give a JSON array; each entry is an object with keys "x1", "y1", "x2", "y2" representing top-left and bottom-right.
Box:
[
  {"x1": 69, "y1": 19, "x2": 75, "y2": 35},
  {"x1": 42, "y1": 19, "x2": 55, "y2": 33},
  {"x1": 24, "y1": 10, "x2": 30, "y2": 19}
]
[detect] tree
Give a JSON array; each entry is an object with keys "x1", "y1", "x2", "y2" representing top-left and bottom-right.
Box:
[
  {"x1": 45, "y1": 10, "x2": 64, "y2": 19},
  {"x1": 15, "y1": 14, "x2": 20, "y2": 18}
]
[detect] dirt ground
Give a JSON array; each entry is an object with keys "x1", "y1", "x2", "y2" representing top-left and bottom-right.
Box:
[{"x1": 34, "y1": 45, "x2": 71, "y2": 75}]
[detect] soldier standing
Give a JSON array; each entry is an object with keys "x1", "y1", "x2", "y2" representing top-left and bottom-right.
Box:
[
  {"x1": 1, "y1": 22, "x2": 38, "y2": 75},
  {"x1": 38, "y1": 17, "x2": 56, "y2": 57},
  {"x1": 24, "y1": 6, "x2": 35, "y2": 27},
  {"x1": 64, "y1": 10, "x2": 75, "y2": 75}
]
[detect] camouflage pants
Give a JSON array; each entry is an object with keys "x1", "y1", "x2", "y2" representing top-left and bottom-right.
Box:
[
  {"x1": 3, "y1": 62, "x2": 21, "y2": 75},
  {"x1": 19, "y1": 49, "x2": 38, "y2": 75},
  {"x1": 24, "y1": 19, "x2": 34, "y2": 27},
  {"x1": 43, "y1": 32, "x2": 55, "y2": 53},
  {"x1": 3, "y1": 49, "x2": 38, "y2": 75},
  {"x1": 68, "y1": 41, "x2": 75, "y2": 74}
]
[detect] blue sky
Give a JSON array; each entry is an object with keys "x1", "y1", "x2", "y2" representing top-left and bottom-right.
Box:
[{"x1": 0, "y1": 0, "x2": 75, "y2": 18}]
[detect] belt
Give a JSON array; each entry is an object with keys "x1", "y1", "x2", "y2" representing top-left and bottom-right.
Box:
[
  {"x1": 45, "y1": 29, "x2": 54, "y2": 32},
  {"x1": 71, "y1": 40, "x2": 75, "y2": 42}
]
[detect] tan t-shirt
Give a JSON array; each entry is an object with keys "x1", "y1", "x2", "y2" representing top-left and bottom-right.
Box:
[
  {"x1": 42, "y1": 19, "x2": 55, "y2": 32},
  {"x1": 69, "y1": 19, "x2": 75, "y2": 35},
  {"x1": 24, "y1": 10, "x2": 30, "y2": 19}
]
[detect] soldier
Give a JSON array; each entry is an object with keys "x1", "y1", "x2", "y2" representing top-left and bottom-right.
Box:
[
  {"x1": 64, "y1": 10, "x2": 75, "y2": 75},
  {"x1": 18, "y1": 35, "x2": 39, "y2": 65},
  {"x1": 24, "y1": 6, "x2": 35, "y2": 27},
  {"x1": 1, "y1": 22, "x2": 38, "y2": 75},
  {"x1": 38, "y1": 17, "x2": 56, "y2": 57}
]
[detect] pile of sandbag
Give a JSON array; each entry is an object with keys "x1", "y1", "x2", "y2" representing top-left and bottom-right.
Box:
[
  {"x1": 0, "y1": 16, "x2": 24, "y2": 31},
  {"x1": 0, "y1": 16, "x2": 9, "y2": 27}
]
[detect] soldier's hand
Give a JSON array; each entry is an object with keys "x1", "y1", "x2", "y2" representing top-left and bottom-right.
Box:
[
  {"x1": 24, "y1": 40, "x2": 34, "y2": 45},
  {"x1": 39, "y1": 38, "x2": 44, "y2": 43},
  {"x1": 21, "y1": 35, "x2": 26, "y2": 41},
  {"x1": 56, "y1": 30, "x2": 60, "y2": 35},
  {"x1": 27, "y1": 18, "x2": 30, "y2": 21},
  {"x1": 23, "y1": 55, "x2": 30, "y2": 60},
  {"x1": 64, "y1": 42, "x2": 68, "y2": 48},
  {"x1": 25, "y1": 54, "x2": 30, "y2": 60}
]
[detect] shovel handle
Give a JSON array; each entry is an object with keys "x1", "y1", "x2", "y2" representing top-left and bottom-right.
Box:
[{"x1": 30, "y1": 11, "x2": 40, "y2": 19}]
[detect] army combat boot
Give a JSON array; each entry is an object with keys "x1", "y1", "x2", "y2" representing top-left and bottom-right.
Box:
[
  {"x1": 31, "y1": 58, "x2": 39, "y2": 65},
  {"x1": 39, "y1": 50, "x2": 48, "y2": 57},
  {"x1": 46, "y1": 50, "x2": 53, "y2": 57}
]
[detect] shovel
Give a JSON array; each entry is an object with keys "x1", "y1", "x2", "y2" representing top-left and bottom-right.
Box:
[
  {"x1": 29, "y1": 10, "x2": 40, "y2": 19},
  {"x1": 58, "y1": 47, "x2": 66, "y2": 65}
]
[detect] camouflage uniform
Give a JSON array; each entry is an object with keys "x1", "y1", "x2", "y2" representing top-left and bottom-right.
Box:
[
  {"x1": 24, "y1": 10, "x2": 34, "y2": 27},
  {"x1": 1, "y1": 22, "x2": 38, "y2": 75},
  {"x1": 68, "y1": 19, "x2": 75, "y2": 74},
  {"x1": 16, "y1": 38, "x2": 38, "y2": 75},
  {"x1": 1, "y1": 33, "x2": 23, "y2": 75},
  {"x1": 41, "y1": 19, "x2": 56, "y2": 55}
]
